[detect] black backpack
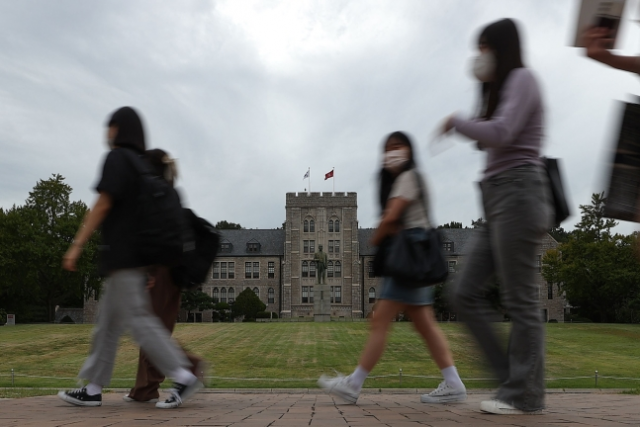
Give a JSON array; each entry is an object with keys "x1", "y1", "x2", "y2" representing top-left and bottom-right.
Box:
[
  {"x1": 121, "y1": 149, "x2": 185, "y2": 266},
  {"x1": 171, "y1": 209, "x2": 220, "y2": 289}
]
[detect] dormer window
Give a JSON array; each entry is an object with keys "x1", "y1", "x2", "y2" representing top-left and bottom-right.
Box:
[
  {"x1": 220, "y1": 240, "x2": 232, "y2": 253},
  {"x1": 443, "y1": 242, "x2": 454, "y2": 252},
  {"x1": 246, "y1": 240, "x2": 261, "y2": 253}
]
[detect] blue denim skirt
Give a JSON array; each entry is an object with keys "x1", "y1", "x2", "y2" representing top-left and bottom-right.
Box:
[{"x1": 379, "y1": 276, "x2": 435, "y2": 305}]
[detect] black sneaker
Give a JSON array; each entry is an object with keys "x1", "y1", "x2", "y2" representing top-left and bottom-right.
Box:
[
  {"x1": 58, "y1": 387, "x2": 102, "y2": 407},
  {"x1": 155, "y1": 380, "x2": 202, "y2": 409}
]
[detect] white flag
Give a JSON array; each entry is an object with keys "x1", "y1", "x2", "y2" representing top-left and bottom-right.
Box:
[{"x1": 303, "y1": 169, "x2": 310, "y2": 180}]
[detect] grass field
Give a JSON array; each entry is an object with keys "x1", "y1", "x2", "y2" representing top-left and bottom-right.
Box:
[{"x1": 1, "y1": 323, "x2": 639, "y2": 391}]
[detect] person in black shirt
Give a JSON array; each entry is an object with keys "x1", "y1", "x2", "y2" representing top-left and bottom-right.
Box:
[{"x1": 58, "y1": 107, "x2": 201, "y2": 409}]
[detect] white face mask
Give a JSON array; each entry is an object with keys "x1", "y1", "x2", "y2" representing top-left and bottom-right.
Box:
[
  {"x1": 471, "y1": 51, "x2": 496, "y2": 82},
  {"x1": 383, "y1": 149, "x2": 410, "y2": 173}
]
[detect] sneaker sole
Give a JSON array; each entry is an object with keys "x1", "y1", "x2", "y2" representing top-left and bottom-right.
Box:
[
  {"x1": 57, "y1": 391, "x2": 102, "y2": 407},
  {"x1": 317, "y1": 380, "x2": 358, "y2": 404},
  {"x1": 479, "y1": 401, "x2": 541, "y2": 415},
  {"x1": 421, "y1": 393, "x2": 467, "y2": 404},
  {"x1": 155, "y1": 381, "x2": 204, "y2": 409}
]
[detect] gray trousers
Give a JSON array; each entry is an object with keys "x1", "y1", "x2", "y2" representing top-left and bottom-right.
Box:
[
  {"x1": 79, "y1": 269, "x2": 190, "y2": 386},
  {"x1": 451, "y1": 165, "x2": 552, "y2": 412}
]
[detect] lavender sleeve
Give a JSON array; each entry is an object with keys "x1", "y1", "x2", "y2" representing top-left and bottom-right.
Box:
[{"x1": 451, "y1": 69, "x2": 539, "y2": 148}]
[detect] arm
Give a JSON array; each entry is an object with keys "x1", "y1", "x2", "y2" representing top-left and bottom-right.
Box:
[
  {"x1": 62, "y1": 192, "x2": 112, "y2": 271},
  {"x1": 450, "y1": 70, "x2": 538, "y2": 147},
  {"x1": 370, "y1": 197, "x2": 411, "y2": 246},
  {"x1": 583, "y1": 27, "x2": 640, "y2": 73}
]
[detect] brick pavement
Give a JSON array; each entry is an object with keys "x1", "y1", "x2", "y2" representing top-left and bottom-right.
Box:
[{"x1": 0, "y1": 390, "x2": 638, "y2": 427}]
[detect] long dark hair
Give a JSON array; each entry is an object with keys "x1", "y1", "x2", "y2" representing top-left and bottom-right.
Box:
[
  {"x1": 378, "y1": 131, "x2": 416, "y2": 212},
  {"x1": 145, "y1": 148, "x2": 177, "y2": 186},
  {"x1": 107, "y1": 106, "x2": 146, "y2": 153},
  {"x1": 478, "y1": 18, "x2": 524, "y2": 120}
]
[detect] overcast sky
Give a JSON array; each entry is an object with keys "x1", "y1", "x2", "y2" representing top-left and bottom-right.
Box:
[{"x1": 2, "y1": 0, "x2": 640, "y2": 233}]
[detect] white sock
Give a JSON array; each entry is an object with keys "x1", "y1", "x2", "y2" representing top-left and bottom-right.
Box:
[
  {"x1": 441, "y1": 366, "x2": 465, "y2": 390},
  {"x1": 85, "y1": 383, "x2": 102, "y2": 396},
  {"x1": 348, "y1": 366, "x2": 369, "y2": 391},
  {"x1": 171, "y1": 368, "x2": 197, "y2": 386}
]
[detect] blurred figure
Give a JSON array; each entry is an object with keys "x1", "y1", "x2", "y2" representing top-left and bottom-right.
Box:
[
  {"x1": 318, "y1": 131, "x2": 466, "y2": 405},
  {"x1": 442, "y1": 19, "x2": 552, "y2": 415},
  {"x1": 123, "y1": 149, "x2": 205, "y2": 404},
  {"x1": 583, "y1": 27, "x2": 640, "y2": 72},
  {"x1": 59, "y1": 107, "x2": 201, "y2": 409}
]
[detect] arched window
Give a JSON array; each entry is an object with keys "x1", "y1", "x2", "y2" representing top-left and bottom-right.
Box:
[
  {"x1": 302, "y1": 261, "x2": 309, "y2": 277},
  {"x1": 213, "y1": 287, "x2": 219, "y2": 303},
  {"x1": 309, "y1": 261, "x2": 316, "y2": 277},
  {"x1": 328, "y1": 220, "x2": 334, "y2": 233},
  {"x1": 253, "y1": 287, "x2": 259, "y2": 296},
  {"x1": 268, "y1": 287, "x2": 275, "y2": 304},
  {"x1": 327, "y1": 261, "x2": 334, "y2": 278},
  {"x1": 369, "y1": 287, "x2": 376, "y2": 303},
  {"x1": 335, "y1": 219, "x2": 340, "y2": 232},
  {"x1": 335, "y1": 261, "x2": 342, "y2": 277},
  {"x1": 228, "y1": 287, "x2": 235, "y2": 303},
  {"x1": 309, "y1": 219, "x2": 315, "y2": 232},
  {"x1": 220, "y1": 287, "x2": 227, "y2": 303},
  {"x1": 304, "y1": 220, "x2": 309, "y2": 232}
]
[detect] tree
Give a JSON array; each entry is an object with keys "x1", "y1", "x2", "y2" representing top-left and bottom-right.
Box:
[
  {"x1": 214, "y1": 221, "x2": 243, "y2": 230},
  {"x1": 542, "y1": 193, "x2": 640, "y2": 323},
  {"x1": 0, "y1": 175, "x2": 101, "y2": 322},
  {"x1": 232, "y1": 288, "x2": 266, "y2": 320},
  {"x1": 548, "y1": 226, "x2": 570, "y2": 243},
  {"x1": 181, "y1": 289, "x2": 215, "y2": 322},
  {"x1": 470, "y1": 218, "x2": 486, "y2": 229},
  {"x1": 438, "y1": 221, "x2": 463, "y2": 229}
]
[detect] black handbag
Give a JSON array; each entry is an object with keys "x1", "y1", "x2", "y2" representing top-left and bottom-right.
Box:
[
  {"x1": 543, "y1": 157, "x2": 571, "y2": 227},
  {"x1": 372, "y1": 171, "x2": 449, "y2": 288}
]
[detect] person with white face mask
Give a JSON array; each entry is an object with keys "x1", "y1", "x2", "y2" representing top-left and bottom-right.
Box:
[
  {"x1": 318, "y1": 131, "x2": 466, "y2": 405},
  {"x1": 440, "y1": 19, "x2": 553, "y2": 415}
]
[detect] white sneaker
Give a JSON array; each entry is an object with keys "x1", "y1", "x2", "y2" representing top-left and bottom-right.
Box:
[
  {"x1": 480, "y1": 399, "x2": 542, "y2": 415},
  {"x1": 122, "y1": 393, "x2": 158, "y2": 403},
  {"x1": 420, "y1": 380, "x2": 467, "y2": 403},
  {"x1": 317, "y1": 373, "x2": 359, "y2": 404}
]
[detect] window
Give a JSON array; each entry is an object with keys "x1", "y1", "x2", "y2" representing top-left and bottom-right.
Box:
[
  {"x1": 228, "y1": 287, "x2": 235, "y2": 303},
  {"x1": 448, "y1": 261, "x2": 456, "y2": 273},
  {"x1": 253, "y1": 262, "x2": 260, "y2": 279},
  {"x1": 368, "y1": 287, "x2": 376, "y2": 303},
  {"x1": 328, "y1": 220, "x2": 334, "y2": 232},
  {"x1": 245, "y1": 262, "x2": 252, "y2": 279},
  {"x1": 213, "y1": 287, "x2": 219, "y2": 302},
  {"x1": 335, "y1": 220, "x2": 340, "y2": 232},
  {"x1": 268, "y1": 287, "x2": 274, "y2": 304},
  {"x1": 268, "y1": 261, "x2": 275, "y2": 279},
  {"x1": 302, "y1": 261, "x2": 309, "y2": 277},
  {"x1": 247, "y1": 242, "x2": 260, "y2": 252},
  {"x1": 328, "y1": 240, "x2": 334, "y2": 253},
  {"x1": 220, "y1": 287, "x2": 227, "y2": 303},
  {"x1": 220, "y1": 262, "x2": 227, "y2": 279},
  {"x1": 310, "y1": 219, "x2": 315, "y2": 232},
  {"x1": 547, "y1": 282, "x2": 553, "y2": 300},
  {"x1": 443, "y1": 242, "x2": 454, "y2": 252},
  {"x1": 253, "y1": 287, "x2": 259, "y2": 296},
  {"x1": 310, "y1": 240, "x2": 315, "y2": 254},
  {"x1": 220, "y1": 241, "x2": 232, "y2": 252},
  {"x1": 302, "y1": 286, "x2": 309, "y2": 303},
  {"x1": 228, "y1": 262, "x2": 235, "y2": 279},
  {"x1": 367, "y1": 261, "x2": 375, "y2": 278},
  {"x1": 537, "y1": 255, "x2": 542, "y2": 272},
  {"x1": 327, "y1": 261, "x2": 334, "y2": 278},
  {"x1": 303, "y1": 240, "x2": 309, "y2": 253},
  {"x1": 334, "y1": 240, "x2": 340, "y2": 254},
  {"x1": 334, "y1": 261, "x2": 341, "y2": 277},
  {"x1": 310, "y1": 286, "x2": 314, "y2": 303},
  {"x1": 213, "y1": 262, "x2": 220, "y2": 279},
  {"x1": 310, "y1": 261, "x2": 316, "y2": 278},
  {"x1": 331, "y1": 286, "x2": 342, "y2": 304},
  {"x1": 304, "y1": 220, "x2": 309, "y2": 232}
]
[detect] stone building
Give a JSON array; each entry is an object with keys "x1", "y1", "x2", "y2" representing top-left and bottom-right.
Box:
[{"x1": 196, "y1": 192, "x2": 567, "y2": 322}]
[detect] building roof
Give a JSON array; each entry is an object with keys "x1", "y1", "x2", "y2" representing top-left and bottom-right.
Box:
[
  {"x1": 357, "y1": 228, "x2": 476, "y2": 256},
  {"x1": 217, "y1": 229, "x2": 285, "y2": 256}
]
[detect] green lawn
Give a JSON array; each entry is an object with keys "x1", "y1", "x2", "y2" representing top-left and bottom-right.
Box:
[{"x1": 0, "y1": 323, "x2": 638, "y2": 390}]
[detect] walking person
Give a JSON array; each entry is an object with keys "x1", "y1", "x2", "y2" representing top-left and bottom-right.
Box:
[
  {"x1": 123, "y1": 149, "x2": 206, "y2": 404},
  {"x1": 59, "y1": 107, "x2": 202, "y2": 409},
  {"x1": 318, "y1": 131, "x2": 467, "y2": 404},
  {"x1": 442, "y1": 19, "x2": 553, "y2": 415}
]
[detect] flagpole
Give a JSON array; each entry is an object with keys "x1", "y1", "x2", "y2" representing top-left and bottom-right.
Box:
[
  {"x1": 308, "y1": 167, "x2": 311, "y2": 194},
  {"x1": 332, "y1": 167, "x2": 335, "y2": 194}
]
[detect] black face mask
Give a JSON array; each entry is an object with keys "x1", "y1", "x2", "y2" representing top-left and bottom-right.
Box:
[{"x1": 107, "y1": 106, "x2": 146, "y2": 154}]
